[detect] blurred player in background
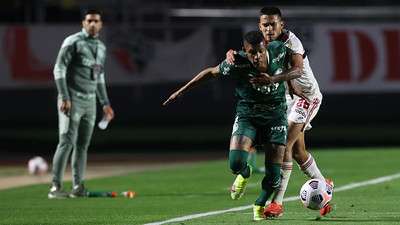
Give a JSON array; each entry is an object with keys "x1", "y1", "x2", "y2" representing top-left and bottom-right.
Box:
[
  {"x1": 227, "y1": 6, "x2": 333, "y2": 218},
  {"x1": 164, "y1": 31, "x2": 301, "y2": 221},
  {"x1": 48, "y1": 9, "x2": 114, "y2": 199}
]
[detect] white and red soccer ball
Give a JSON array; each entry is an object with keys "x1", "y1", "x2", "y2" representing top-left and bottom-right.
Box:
[
  {"x1": 28, "y1": 156, "x2": 48, "y2": 175},
  {"x1": 299, "y1": 179, "x2": 333, "y2": 210}
]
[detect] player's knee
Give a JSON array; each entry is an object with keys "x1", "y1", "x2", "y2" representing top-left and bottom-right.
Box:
[
  {"x1": 229, "y1": 150, "x2": 248, "y2": 174},
  {"x1": 76, "y1": 142, "x2": 90, "y2": 151},
  {"x1": 57, "y1": 140, "x2": 74, "y2": 151}
]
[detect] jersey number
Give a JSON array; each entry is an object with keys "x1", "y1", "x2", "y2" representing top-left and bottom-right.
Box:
[{"x1": 296, "y1": 99, "x2": 310, "y2": 109}]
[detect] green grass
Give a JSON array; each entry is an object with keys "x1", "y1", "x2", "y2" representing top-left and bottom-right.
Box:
[{"x1": 1, "y1": 148, "x2": 400, "y2": 225}]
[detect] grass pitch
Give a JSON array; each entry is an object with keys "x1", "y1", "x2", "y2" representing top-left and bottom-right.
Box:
[{"x1": 1, "y1": 147, "x2": 400, "y2": 225}]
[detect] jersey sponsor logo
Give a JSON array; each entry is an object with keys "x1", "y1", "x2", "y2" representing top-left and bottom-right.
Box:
[
  {"x1": 251, "y1": 82, "x2": 279, "y2": 94},
  {"x1": 271, "y1": 125, "x2": 287, "y2": 132},
  {"x1": 295, "y1": 108, "x2": 307, "y2": 118},
  {"x1": 272, "y1": 51, "x2": 286, "y2": 64}
]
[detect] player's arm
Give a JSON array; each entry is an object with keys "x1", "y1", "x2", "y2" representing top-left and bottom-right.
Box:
[
  {"x1": 96, "y1": 71, "x2": 114, "y2": 121},
  {"x1": 250, "y1": 52, "x2": 302, "y2": 85},
  {"x1": 54, "y1": 38, "x2": 74, "y2": 115},
  {"x1": 162, "y1": 66, "x2": 220, "y2": 106},
  {"x1": 286, "y1": 53, "x2": 310, "y2": 100}
]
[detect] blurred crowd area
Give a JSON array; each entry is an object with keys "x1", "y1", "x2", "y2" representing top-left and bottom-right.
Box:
[
  {"x1": 1, "y1": 0, "x2": 399, "y2": 23},
  {"x1": 0, "y1": 0, "x2": 399, "y2": 150}
]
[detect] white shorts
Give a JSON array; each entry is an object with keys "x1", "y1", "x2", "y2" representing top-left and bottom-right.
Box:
[{"x1": 286, "y1": 93, "x2": 322, "y2": 131}]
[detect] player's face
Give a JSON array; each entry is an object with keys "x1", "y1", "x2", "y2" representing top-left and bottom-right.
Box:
[
  {"x1": 258, "y1": 15, "x2": 283, "y2": 42},
  {"x1": 243, "y1": 41, "x2": 267, "y2": 70},
  {"x1": 82, "y1": 14, "x2": 102, "y2": 37}
]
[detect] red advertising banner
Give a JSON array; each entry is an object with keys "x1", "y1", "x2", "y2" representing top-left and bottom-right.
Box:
[{"x1": 311, "y1": 23, "x2": 400, "y2": 93}]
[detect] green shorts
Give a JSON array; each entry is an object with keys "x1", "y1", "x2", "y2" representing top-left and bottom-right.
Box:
[{"x1": 231, "y1": 115, "x2": 288, "y2": 146}]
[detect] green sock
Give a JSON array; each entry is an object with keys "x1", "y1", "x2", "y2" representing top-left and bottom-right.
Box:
[
  {"x1": 247, "y1": 152, "x2": 257, "y2": 170},
  {"x1": 229, "y1": 149, "x2": 251, "y2": 178},
  {"x1": 254, "y1": 163, "x2": 281, "y2": 206},
  {"x1": 269, "y1": 163, "x2": 282, "y2": 188}
]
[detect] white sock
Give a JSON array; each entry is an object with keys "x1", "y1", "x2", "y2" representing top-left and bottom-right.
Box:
[
  {"x1": 300, "y1": 154, "x2": 325, "y2": 180},
  {"x1": 273, "y1": 162, "x2": 293, "y2": 205}
]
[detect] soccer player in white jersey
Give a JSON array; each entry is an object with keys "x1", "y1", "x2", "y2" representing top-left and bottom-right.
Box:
[{"x1": 226, "y1": 6, "x2": 333, "y2": 219}]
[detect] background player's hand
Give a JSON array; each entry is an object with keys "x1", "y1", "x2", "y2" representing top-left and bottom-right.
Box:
[
  {"x1": 250, "y1": 73, "x2": 274, "y2": 85},
  {"x1": 226, "y1": 49, "x2": 236, "y2": 65},
  {"x1": 287, "y1": 80, "x2": 310, "y2": 102},
  {"x1": 103, "y1": 105, "x2": 114, "y2": 121},
  {"x1": 60, "y1": 100, "x2": 71, "y2": 115},
  {"x1": 162, "y1": 91, "x2": 182, "y2": 106}
]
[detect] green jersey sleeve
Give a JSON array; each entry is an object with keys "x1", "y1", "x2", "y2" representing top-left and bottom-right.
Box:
[
  {"x1": 96, "y1": 72, "x2": 110, "y2": 106},
  {"x1": 218, "y1": 59, "x2": 235, "y2": 77},
  {"x1": 53, "y1": 37, "x2": 76, "y2": 100}
]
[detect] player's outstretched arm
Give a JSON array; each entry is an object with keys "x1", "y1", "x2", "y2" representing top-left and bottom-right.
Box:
[{"x1": 162, "y1": 66, "x2": 220, "y2": 106}]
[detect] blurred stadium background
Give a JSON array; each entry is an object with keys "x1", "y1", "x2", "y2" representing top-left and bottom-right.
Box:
[{"x1": 0, "y1": 0, "x2": 399, "y2": 161}]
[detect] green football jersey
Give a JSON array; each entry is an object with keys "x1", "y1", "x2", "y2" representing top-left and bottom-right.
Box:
[{"x1": 219, "y1": 40, "x2": 290, "y2": 118}]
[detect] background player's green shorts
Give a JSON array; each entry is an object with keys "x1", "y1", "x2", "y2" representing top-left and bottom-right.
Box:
[{"x1": 231, "y1": 115, "x2": 288, "y2": 146}]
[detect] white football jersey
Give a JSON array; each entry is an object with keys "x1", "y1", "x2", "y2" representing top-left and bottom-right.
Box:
[{"x1": 280, "y1": 30, "x2": 321, "y2": 99}]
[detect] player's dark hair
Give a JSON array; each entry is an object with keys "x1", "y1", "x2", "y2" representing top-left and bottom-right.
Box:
[
  {"x1": 243, "y1": 31, "x2": 264, "y2": 46},
  {"x1": 82, "y1": 8, "x2": 102, "y2": 20},
  {"x1": 260, "y1": 6, "x2": 282, "y2": 18}
]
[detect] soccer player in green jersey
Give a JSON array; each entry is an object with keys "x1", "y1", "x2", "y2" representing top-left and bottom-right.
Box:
[
  {"x1": 163, "y1": 31, "x2": 301, "y2": 218},
  {"x1": 48, "y1": 9, "x2": 115, "y2": 199},
  {"x1": 226, "y1": 6, "x2": 333, "y2": 219}
]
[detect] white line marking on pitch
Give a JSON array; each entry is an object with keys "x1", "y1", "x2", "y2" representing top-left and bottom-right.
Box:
[{"x1": 143, "y1": 172, "x2": 400, "y2": 225}]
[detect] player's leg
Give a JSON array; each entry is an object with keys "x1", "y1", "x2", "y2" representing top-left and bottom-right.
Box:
[
  {"x1": 70, "y1": 99, "x2": 96, "y2": 198},
  {"x1": 265, "y1": 122, "x2": 303, "y2": 217},
  {"x1": 49, "y1": 99, "x2": 80, "y2": 199},
  {"x1": 291, "y1": 96, "x2": 333, "y2": 216},
  {"x1": 292, "y1": 95, "x2": 325, "y2": 180},
  {"x1": 229, "y1": 116, "x2": 255, "y2": 200},
  {"x1": 293, "y1": 133, "x2": 324, "y2": 180},
  {"x1": 247, "y1": 145, "x2": 264, "y2": 174},
  {"x1": 253, "y1": 118, "x2": 287, "y2": 220},
  {"x1": 253, "y1": 143, "x2": 285, "y2": 220},
  {"x1": 247, "y1": 146, "x2": 257, "y2": 171},
  {"x1": 229, "y1": 135, "x2": 253, "y2": 200},
  {"x1": 294, "y1": 134, "x2": 334, "y2": 217}
]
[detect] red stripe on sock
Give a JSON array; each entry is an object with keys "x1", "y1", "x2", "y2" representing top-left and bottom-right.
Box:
[{"x1": 301, "y1": 155, "x2": 314, "y2": 170}]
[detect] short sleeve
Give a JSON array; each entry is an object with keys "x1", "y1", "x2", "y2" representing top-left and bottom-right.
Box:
[{"x1": 286, "y1": 33, "x2": 305, "y2": 55}]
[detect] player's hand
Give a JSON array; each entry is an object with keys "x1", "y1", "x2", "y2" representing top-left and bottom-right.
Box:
[
  {"x1": 103, "y1": 105, "x2": 114, "y2": 121},
  {"x1": 226, "y1": 49, "x2": 236, "y2": 65},
  {"x1": 288, "y1": 80, "x2": 310, "y2": 102},
  {"x1": 250, "y1": 73, "x2": 274, "y2": 85},
  {"x1": 60, "y1": 100, "x2": 71, "y2": 115},
  {"x1": 162, "y1": 91, "x2": 182, "y2": 106}
]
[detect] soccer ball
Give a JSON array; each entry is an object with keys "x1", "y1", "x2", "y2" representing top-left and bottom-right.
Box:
[
  {"x1": 299, "y1": 179, "x2": 333, "y2": 210},
  {"x1": 28, "y1": 156, "x2": 48, "y2": 175}
]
